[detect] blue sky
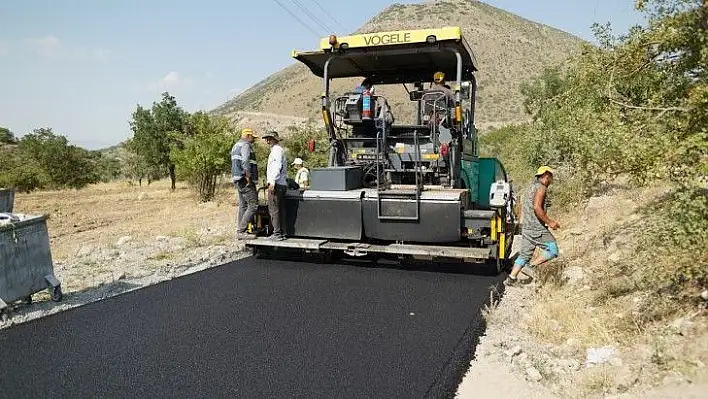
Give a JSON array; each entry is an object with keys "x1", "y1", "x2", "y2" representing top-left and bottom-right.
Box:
[{"x1": 0, "y1": 0, "x2": 645, "y2": 150}]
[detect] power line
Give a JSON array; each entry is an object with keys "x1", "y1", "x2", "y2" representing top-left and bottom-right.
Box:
[
  {"x1": 272, "y1": 0, "x2": 322, "y2": 38},
  {"x1": 310, "y1": 0, "x2": 347, "y2": 33},
  {"x1": 292, "y1": 0, "x2": 334, "y2": 34}
]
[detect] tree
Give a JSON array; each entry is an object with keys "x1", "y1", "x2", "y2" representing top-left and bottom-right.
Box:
[
  {"x1": 128, "y1": 92, "x2": 189, "y2": 191},
  {"x1": 171, "y1": 112, "x2": 236, "y2": 202},
  {"x1": 0, "y1": 150, "x2": 51, "y2": 193},
  {"x1": 18, "y1": 128, "x2": 100, "y2": 189},
  {"x1": 0, "y1": 127, "x2": 16, "y2": 144}
]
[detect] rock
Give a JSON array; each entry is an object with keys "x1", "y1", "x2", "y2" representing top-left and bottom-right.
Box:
[
  {"x1": 565, "y1": 338, "x2": 580, "y2": 348},
  {"x1": 113, "y1": 272, "x2": 126, "y2": 281},
  {"x1": 700, "y1": 290, "x2": 708, "y2": 301},
  {"x1": 76, "y1": 245, "x2": 94, "y2": 257},
  {"x1": 517, "y1": 353, "x2": 529, "y2": 364},
  {"x1": 505, "y1": 346, "x2": 523, "y2": 358},
  {"x1": 562, "y1": 266, "x2": 586, "y2": 286},
  {"x1": 117, "y1": 236, "x2": 132, "y2": 246},
  {"x1": 156, "y1": 236, "x2": 169, "y2": 242},
  {"x1": 586, "y1": 346, "x2": 618, "y2": 367},
  {"x1": 694, "y1": 360, "x2": 706, "y2": 368},
  {"x1": 526, "y1": 366, "x2": 543, "y2": 382},
  {"x1": 669, "y1": 317, "x2": 694, "y2": 336},
  {"x1": 608, "y1": 252, "x2": 621, "y2": 263},
  {"x1": 615, "y1": 365, "x2": 638, "y2": 390},
  {"x1": 662, "y1": 374, "x2": 684, "y2": 386}
]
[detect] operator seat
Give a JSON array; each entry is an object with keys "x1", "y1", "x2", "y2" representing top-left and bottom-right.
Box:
[{"x1": 421, "y1": 90, "x2": 454, "y2": 128}]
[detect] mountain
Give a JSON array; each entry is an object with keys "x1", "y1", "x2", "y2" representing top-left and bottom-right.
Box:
[{"x1": 211, "y1": 0, "x2": 585, "y2": 132}]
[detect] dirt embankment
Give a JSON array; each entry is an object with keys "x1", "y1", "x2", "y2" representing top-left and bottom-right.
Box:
[{"x1": 458, "y1": 183, "x2": 708, "y2": 398}]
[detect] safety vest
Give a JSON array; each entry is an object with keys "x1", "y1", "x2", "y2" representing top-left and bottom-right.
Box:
[
  {"x1": 231, "y1": 139, "x2": 258, "y2": 182},
  {"x1": 295, "y1": 167, "x2": 310, "y2": 187}
]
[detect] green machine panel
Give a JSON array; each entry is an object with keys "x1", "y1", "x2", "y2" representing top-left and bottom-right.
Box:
[
  {"x1": 460, "y1": 159, "x2": 479, "y2": 205},
  {"x1": 476, "y1": 158, "x2": 508, "y2": 210}
]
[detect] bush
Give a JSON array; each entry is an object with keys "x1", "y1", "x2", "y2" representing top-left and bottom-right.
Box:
[
  {"x1": 171, "y1": 112, "x2": 237, "y2": 202},
  {"x1": 0, "y1": 128, "x2": 101, "y2": 192}
]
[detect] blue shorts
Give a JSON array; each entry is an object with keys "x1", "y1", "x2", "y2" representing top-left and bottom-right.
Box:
[{"x1": 514, "y1": 229, "x2": 558, "y2": 268}]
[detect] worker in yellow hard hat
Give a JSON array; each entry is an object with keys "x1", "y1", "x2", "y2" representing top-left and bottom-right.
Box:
[
  {"x1": 433, "y1": 71, "x2": 454, "y2": 95},
  {"x1": 505, "y1": 165, "x2": 561, "y2": 286},
  {"x1": 231, "y1": 127, "x2": 259, "y2": 239},
  {"x1": 423, "y1": 71, "x2": 455, "y2": 127}
]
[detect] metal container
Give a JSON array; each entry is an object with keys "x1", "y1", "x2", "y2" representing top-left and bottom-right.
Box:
[
  {"x1": 0, "y1": 214, "x2": 62, "y2": 319},
  {"x1": 310, "y1": 166, "x2": 363, "y2": 191},
  {"x1": 0, "y1": 188, "x2": 14, "y2": 213},
  {"x1": 284, "y1": 189, "x2": 364, "y2": 240}
]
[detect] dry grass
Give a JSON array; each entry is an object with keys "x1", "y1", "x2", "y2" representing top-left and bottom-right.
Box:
[
  {"x1": 13, "y1": 179, "x2": 238, "y2": 261},
  {"x1": 527, "y1": 289, "x2": 639, "y2": 348},
  {"x1": 520, "y1": 183, "x2": 708, "y2": 394}
]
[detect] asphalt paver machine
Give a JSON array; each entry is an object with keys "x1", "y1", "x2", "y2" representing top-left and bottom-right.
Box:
[{"x1": 246, "y1": 27, "x2": 518, "y2": 272}]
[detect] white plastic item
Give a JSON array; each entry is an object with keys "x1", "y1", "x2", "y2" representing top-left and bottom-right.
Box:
[{"x1": 489, "y1": 180, "x2": 511, "y2": 208}]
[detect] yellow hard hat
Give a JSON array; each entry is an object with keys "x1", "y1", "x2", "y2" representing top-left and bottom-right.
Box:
[
  {"x1": 434, "y1": 71, "x2": 445, "y2": 82},
  {"x1": 535, "y1": 165, "x2": 555, "y2": 176},
  {"x1": 241, "y1": 128, "x2": 257, "y2": 138}
]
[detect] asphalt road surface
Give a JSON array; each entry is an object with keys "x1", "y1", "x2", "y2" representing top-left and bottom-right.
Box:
[{"x1": 0, "y1": 257, "x2": 504, "y2": 398}]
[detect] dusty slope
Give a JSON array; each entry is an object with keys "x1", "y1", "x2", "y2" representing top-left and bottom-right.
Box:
[
  {"x1": 456, "y1": 183, "x2": 708, "y2": 398},
  {"x1": 212, "y1": 0, "x2": 584, "y2": 130}
]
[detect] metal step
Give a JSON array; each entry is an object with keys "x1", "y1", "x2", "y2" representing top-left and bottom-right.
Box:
[
  {"x1": 246, "y1": 238, "x2": 493, "y2": 261},
  {"x1": 247, "y1": 238, "x2": 328, "y2": 250}
]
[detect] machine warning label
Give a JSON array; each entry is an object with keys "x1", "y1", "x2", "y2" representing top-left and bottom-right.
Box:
[{"x1": 363, "y1": 32, "x2": 412, "y2": 46}]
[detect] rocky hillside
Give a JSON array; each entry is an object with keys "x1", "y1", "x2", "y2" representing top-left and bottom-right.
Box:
[{"x1": 212, "y1": 0, "x2": 585, "y2": 130}]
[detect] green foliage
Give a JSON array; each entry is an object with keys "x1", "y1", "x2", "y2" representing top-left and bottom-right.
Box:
[
  {"x1": 171, "y1": 112, "x2": 237, "y2": 202},
  {"x1": 281, "y1": 124, "x2": 330, "y2": 169},
  {"x1": 17, "y1": 128, "x2": 101, "y2": 190},
  {"x1": 637, "y1": 187, "x2": 708, "y2": 293},
  {"x1": 94, "y1": 153, "x2": 123, "y2": 183},
  {"x1": 245, "y1": 125, "x2": 330, "y2": 188},
  {"x1": 128, "y1": 92, "x2": 189, "y2": 190},
  {"x1": 0, "y1": 128, "x2": 100, "y2": 192},
  {"x1": 0, "y1": 150, "x2": 51, "y2": 193},
  {"x1": 0, "y1": 127, "x2": 16, "y2": 144},
  {"x1": 481, "y1": 0, "x2": 708, "y2": 295}
]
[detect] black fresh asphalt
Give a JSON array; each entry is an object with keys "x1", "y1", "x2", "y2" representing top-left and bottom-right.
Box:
[{"x1": 0, "y1": 257, "x2": 504, "y2": 398}]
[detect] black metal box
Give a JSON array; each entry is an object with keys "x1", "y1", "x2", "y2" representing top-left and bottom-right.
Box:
[{"x1": 310, "y1": 166, "x2": 363, "y2": 191}]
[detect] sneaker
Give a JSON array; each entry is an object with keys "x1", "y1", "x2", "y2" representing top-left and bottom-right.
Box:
[
  {"x1": 519, "y1": 275, "x2": 534, "y2": 285},
  {"x1": 505, "y1": 276, "x2": 521, "y2": 286},
  {"x1": 268, "y1": 234, "x2": 286, "y2": 241}
]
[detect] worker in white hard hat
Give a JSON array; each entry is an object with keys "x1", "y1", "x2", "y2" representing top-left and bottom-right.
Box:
[{"x1": 292, "y1": 157, "x2": 310, "y2": 190}]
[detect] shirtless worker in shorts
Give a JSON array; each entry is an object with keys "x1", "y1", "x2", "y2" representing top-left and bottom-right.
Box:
[{"x1": 506, "y1": 166, "x2": 561, "y2": 285}]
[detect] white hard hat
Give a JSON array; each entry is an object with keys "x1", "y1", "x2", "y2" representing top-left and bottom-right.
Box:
[{"x1": 292, "y1": 157, "x2": 304, "y2": 165}]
